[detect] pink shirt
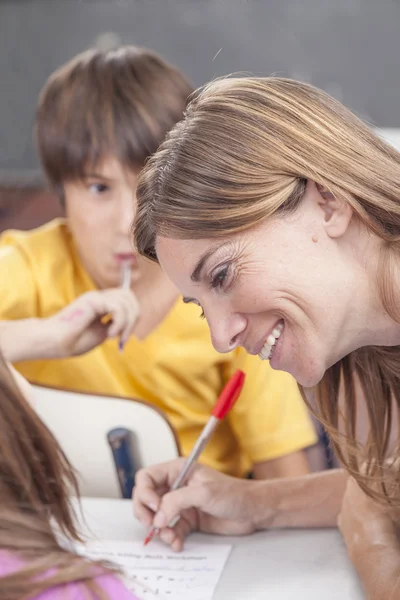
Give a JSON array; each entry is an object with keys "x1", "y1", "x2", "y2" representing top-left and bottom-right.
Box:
[{"x1": 0, "y1": 551, "x2": 138, "y2": 599}]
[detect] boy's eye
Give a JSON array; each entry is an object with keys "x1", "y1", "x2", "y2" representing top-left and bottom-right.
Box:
[
  {"x1": 199, "y1": 308, "x2": 205, "y2": 320},
  {"x1": 88, "y1": 183, "x2": 109, "y2": 194}
]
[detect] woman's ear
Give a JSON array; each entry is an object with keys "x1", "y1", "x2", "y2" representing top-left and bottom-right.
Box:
[{"x1": 315, "y1": 182, "x2": 353, "y2": 239}]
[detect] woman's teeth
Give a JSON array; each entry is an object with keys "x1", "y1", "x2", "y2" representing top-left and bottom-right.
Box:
[{"x1": 259, "y1": 321, "x2": 284, "y2": 360}]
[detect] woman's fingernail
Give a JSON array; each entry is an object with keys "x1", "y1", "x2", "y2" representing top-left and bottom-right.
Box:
[{"x1": 153, "y1": 511, "x2": 167, "y2": 528}]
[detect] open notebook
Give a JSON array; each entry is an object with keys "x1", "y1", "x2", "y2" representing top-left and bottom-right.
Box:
[{"x1": 79, "y1": 539, "x2": 232, "y2": 599}]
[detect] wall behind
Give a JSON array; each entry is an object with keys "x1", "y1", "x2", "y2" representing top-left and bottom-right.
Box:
[{"x1": 1, "y1": 0, "x2": 400, "y2": 171}]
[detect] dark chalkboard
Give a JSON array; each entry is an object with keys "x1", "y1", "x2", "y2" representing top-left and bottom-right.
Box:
[{"x1": 1, "y1": 0, "x2": 400, "y2": 170}]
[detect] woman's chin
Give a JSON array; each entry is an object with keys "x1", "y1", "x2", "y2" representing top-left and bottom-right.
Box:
[
  {"x1": 290, "y1": 359, "x2": 327, "y2": 388},
  {"x1": 269, "y1": 333, "x2": 327, "y2": 388}
]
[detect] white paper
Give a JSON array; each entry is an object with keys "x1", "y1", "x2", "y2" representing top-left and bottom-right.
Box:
[{"x1": 80, "y1": 539, "x2": 232, "y2": 599}]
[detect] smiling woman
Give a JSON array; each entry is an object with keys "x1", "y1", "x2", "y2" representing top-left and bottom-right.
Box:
[
  {"x1": 154, "y1": 178, "x2": 362, "y2": 390},
  {"x1": 134, "y1": 77, "x2": 400, "y2": 484},
  {"x1": 132, "y1": 77, "x2": 400, "y2": 597}
]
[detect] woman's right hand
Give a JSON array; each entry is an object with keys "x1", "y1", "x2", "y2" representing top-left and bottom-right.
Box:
[
  {"x1": 47, "y1": 288, "x2": 140, "y2": 357},
  {"x1": 133, "y1": 459, "x2": 275, "y2": 551}
]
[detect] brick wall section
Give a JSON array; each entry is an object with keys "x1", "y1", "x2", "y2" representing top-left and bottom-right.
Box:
[{"x1": 0, "y1": 173, "x2": 63, "y2": 233}]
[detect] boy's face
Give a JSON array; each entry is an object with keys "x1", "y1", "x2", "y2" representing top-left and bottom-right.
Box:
[{"x1": 64, "y1": 157, "x2": 142, "y2": 289}]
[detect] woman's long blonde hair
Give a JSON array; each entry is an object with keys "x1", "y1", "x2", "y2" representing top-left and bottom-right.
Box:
[
  {"x1": 0, "y1": 356, "x2": 117, "y2": 599},
  {"x1": 134, "y1": 77, "x2": 400, "y2": 504}
]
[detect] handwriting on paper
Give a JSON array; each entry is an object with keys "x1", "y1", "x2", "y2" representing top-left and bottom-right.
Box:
[{"x1": 79, "y1": 539, "x2": 232, "y2": 600}]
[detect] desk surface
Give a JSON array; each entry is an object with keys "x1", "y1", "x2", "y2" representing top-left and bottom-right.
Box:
[{"x1": 79, "y1": 497, "x2": 364, "y2": 599}]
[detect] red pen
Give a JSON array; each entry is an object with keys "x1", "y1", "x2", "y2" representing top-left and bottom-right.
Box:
[{"x1": 144, "y1": 369, "x2": 246, "y2": 546}]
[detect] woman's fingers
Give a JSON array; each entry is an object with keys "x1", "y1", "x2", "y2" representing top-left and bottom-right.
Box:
[{"x1": 133, "y1": 460, "x2": 187, "y2": 527}]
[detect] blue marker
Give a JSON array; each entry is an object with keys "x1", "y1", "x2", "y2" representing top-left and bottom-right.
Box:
[{"x1": 107, "y1": 427, "x2": 138, "y2": 498}]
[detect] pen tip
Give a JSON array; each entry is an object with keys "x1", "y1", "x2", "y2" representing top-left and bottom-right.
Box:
[
  {"x1": 143, "y1": 529, "x2": 155, "y2": 546},
  {"x1": 143, "y1": 535, "x2": 151, "y2": 546}
]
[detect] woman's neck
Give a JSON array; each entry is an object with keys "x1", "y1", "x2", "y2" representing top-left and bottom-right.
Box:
[
  {"x1": 348, "y1": 240, "x2": 400, "y2": 350},
  {"x1": 335, "y1": 221, "x2": 400, "y2": 356}
]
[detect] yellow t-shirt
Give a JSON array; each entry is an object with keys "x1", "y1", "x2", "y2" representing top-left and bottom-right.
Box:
[{"x1": 0, "y1": 220, "x2": 316, "y2": 476}]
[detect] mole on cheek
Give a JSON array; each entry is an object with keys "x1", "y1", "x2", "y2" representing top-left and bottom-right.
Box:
[{"x1": 312, "y1": 234, "x2": 318, "y2": 243}]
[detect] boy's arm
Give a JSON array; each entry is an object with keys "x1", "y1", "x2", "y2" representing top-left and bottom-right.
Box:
[
  {"x1": 0, "y1": 244, "x2": 42, "y2": 361},
  {"x1": 0, "y1": 244, "x2": 140, "y2": 362},
  {"x1": 0, "y1": 318, "x2": 58, "y2": 362},
  {"x1": 0, "y1": 288, "x2": 140, "y2": 362}
]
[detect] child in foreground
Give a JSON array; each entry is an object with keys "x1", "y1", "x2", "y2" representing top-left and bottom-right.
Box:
[{"x1": 0, "y1": 354, "x2": 136, "y2": 599}]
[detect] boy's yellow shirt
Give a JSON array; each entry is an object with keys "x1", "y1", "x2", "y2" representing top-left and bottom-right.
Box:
[{"x1": 0, "y1": 220, "x2": 316, "y2": 476}]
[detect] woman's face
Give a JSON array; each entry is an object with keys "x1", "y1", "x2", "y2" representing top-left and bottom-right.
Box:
[{"x1": 156, "y1": 181, "x2": 364, "y2": 387}]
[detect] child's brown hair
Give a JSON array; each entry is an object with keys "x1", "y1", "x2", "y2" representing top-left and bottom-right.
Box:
[
  {"x1": 0, "y1": 357, "x2": 118, "y2": 599},
  {"x1": 35, "y1": 46, "x2": 193, "y2": 194}
]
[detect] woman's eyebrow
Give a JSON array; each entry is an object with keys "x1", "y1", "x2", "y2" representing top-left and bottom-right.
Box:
[{"x1": 190, "y1": 242, "x2": 230, "y2": 282}]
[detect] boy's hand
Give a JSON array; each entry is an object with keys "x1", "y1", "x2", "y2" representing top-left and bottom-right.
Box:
[{"x1": 46, "y1": 288, "x2": 140, "y2": 357}]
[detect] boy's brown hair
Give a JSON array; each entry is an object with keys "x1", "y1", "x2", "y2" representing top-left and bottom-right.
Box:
[{"x1": 35, "y1": 46, "x2": 193, "y2": 191}]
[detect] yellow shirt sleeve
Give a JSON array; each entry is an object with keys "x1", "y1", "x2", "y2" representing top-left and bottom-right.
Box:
[
  {"x1": 222, "y1": 348, "x2": 317, "y2": 463},
  {"x1": 0, "y1": 243, "x2": 38, "y2": 318}
]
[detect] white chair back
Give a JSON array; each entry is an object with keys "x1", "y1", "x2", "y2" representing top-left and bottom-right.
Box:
[{"x1": 32, "y1": 385, "x2": 180, "y2": 498}]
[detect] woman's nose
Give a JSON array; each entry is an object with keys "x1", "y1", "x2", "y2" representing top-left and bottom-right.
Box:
[{"x1": 208, "y1": 311, "x2": 247, "y2": 354}]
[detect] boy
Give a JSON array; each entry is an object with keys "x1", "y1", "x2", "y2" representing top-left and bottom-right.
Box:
[{"x1": 0, "y1": 46, "x2": 316, "y2": 478}]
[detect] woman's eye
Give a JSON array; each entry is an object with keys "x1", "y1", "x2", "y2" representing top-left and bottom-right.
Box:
[
  {"x1": 211, "y1": 265, "x2": 229, "y2": 289},
  {"x1": 89, "y1": 183, "x2": 109, "y2": 194}
]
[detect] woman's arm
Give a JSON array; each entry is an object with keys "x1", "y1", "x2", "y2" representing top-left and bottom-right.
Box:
[
  {"x1": 133, "y1": 460, "x2": 347, "y2": 551},
  {"x1": 258, "y1": 468, "x2": 347, "y2": 529},
  {"x1": 339, "y1": 477, "x2": 400, "y2": 599}
]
